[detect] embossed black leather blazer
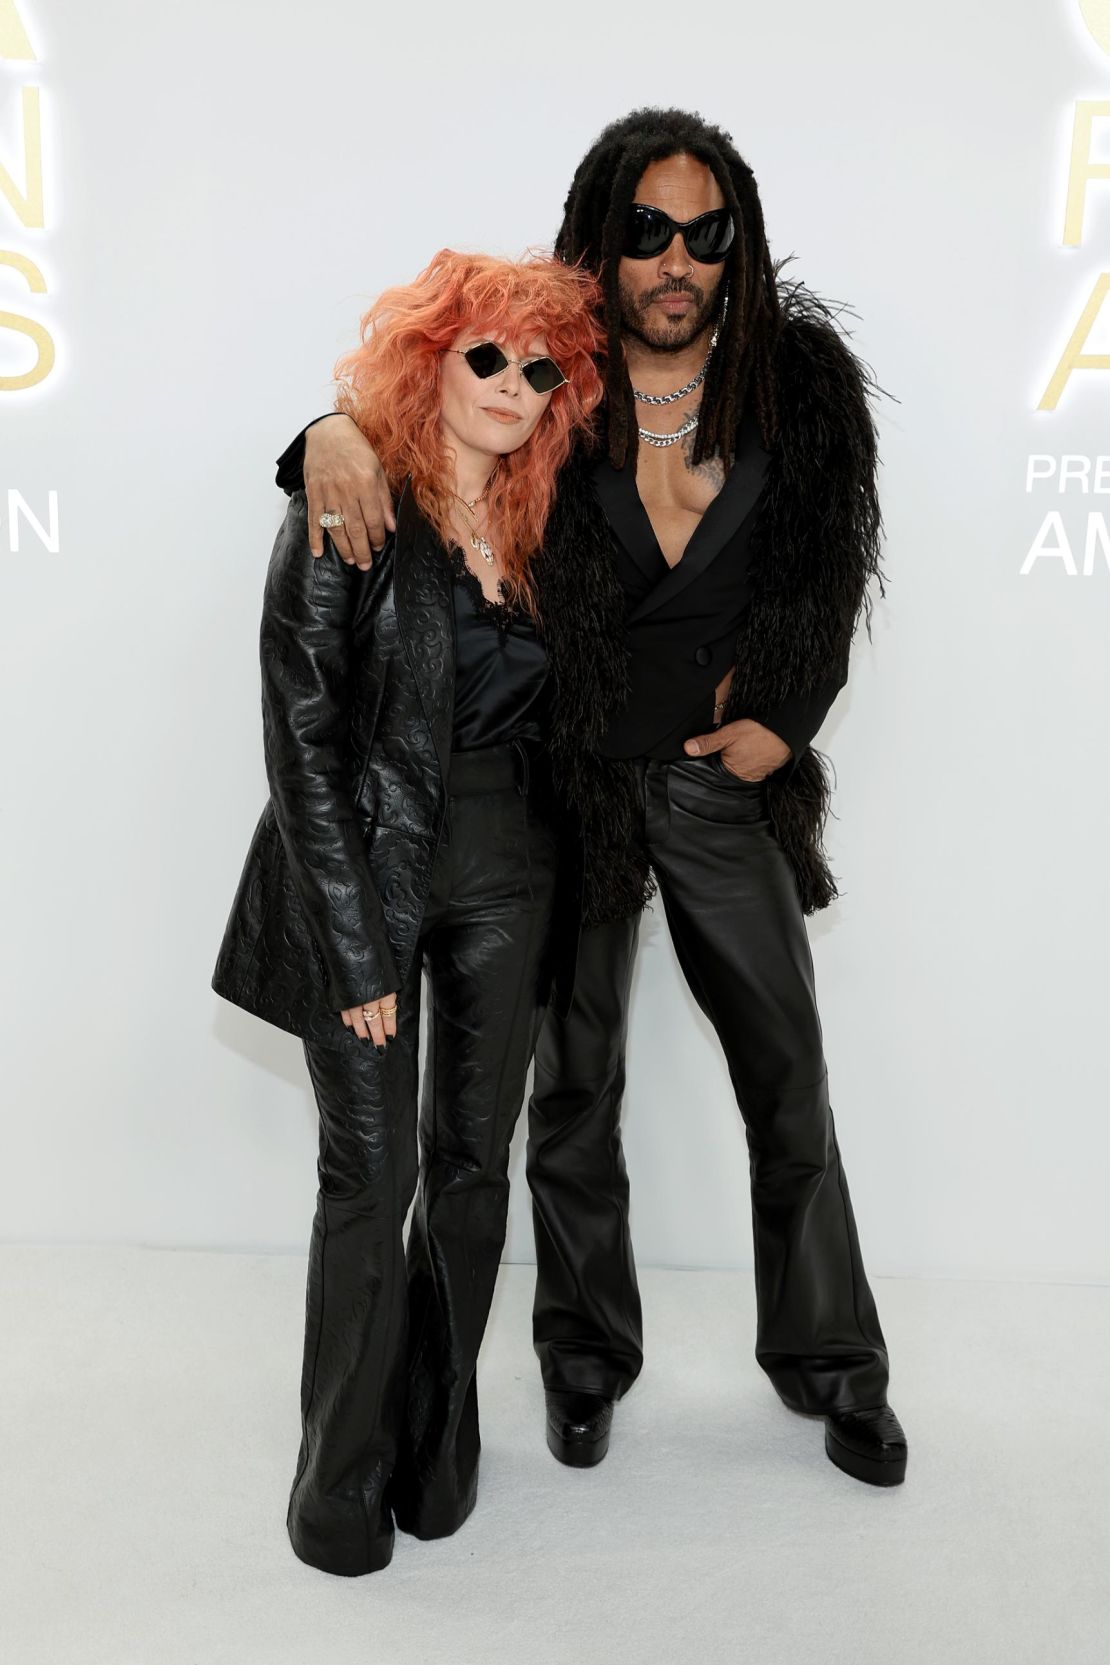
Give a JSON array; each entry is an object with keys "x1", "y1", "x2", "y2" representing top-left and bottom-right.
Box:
[
  {"x1": 213, "y1": 486, "x2": 443, "y2": 1036},
  {"x1": 212, "y1": 481, "x2": 635, "y2": 1038}
]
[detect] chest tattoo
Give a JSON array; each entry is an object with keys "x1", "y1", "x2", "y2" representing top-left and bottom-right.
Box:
[{"x1": 680, "y1": 407, "x2": 726, "y2": 492}]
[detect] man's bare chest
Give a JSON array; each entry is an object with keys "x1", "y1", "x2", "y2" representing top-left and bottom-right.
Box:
[{"x1": 634, "y1": 442, "x2": 726, "y2": 568}]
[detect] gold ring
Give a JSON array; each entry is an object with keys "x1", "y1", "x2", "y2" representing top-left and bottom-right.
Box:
[
  {"x1": 380, "y1": 1004, "x2": 397, "y2": 1017},
  {"x1": 362, "y1": 1006, "x2": 381, "y2": 1021}
]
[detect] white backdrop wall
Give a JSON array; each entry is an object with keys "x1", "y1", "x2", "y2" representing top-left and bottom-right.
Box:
[{"x1": 2, "y1": 0, "x2": 1109, "y2": 1281}]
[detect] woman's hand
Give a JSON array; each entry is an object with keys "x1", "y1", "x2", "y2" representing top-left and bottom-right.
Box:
[
  {"x1": 306, "y1": 415, "x2": 395, "y2": 568},
  {"x1": 340, "y1": 993, "x2": 399, "y2": 1047}
]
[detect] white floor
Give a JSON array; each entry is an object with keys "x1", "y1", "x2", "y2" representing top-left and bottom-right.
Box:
[{"x1": 2, "y1": 1248, "x2": 1107, "y2": 1665}]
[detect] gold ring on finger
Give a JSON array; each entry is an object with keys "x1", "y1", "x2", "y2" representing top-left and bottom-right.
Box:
[{"x1": 362, "y1": 1006, "x2": 381, "y2": 1020}]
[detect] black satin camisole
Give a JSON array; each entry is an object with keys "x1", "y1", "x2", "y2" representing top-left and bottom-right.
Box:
[{"x1": 447, "y1": 547, "x2": 550, "y2": 750}]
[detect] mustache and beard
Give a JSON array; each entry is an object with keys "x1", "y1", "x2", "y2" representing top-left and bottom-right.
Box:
[{"x1": 618, "y1": 276, "x2": 724, "y2": 352}]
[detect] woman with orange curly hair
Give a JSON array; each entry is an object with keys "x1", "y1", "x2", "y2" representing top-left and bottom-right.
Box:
[{"x1": 213, "y1": 251, "x2": 611, "y2": 1576}]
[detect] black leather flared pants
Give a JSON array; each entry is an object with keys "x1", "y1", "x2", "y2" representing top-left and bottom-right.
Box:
[
  {"x1": 288, "y1": 747, "x2": 558, "y2": 1576},
  {"x1": 527, "y1": 754, "x2": 889, "y2": 1415}
]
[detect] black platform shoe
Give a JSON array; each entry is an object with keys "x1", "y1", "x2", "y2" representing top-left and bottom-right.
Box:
[
  {"x1": 544, "y1": 1391, "x2": 614, "y2": 1468},
  {"x1": 825, "y1": 1404, "x2": 908, "y2": 1487}
]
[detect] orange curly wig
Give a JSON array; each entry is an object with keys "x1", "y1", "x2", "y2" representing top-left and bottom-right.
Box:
[{"x1": 333, "y1": 249, "x2": 604, "y2": 608}]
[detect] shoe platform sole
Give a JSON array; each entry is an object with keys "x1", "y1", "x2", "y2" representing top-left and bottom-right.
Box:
[
  {"x1": 825, "y1": 1426, "x2": 907, "y2": 1487},
  {"x1": 546, "y1": 1424, "x2": 611, "y2": 1468}
]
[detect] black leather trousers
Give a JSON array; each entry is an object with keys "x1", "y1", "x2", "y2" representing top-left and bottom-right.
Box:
[
  {"x1": 288, "y1": 745, "x2": 558, "y2": 1576},
  {"x1": 527, "y1": 754, "x2": 889, "y2": 1415}
]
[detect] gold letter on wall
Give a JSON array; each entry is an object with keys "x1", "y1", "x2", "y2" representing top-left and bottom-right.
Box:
[
  {"x1": 0, "y1": 87, "x2": 43, "y2": 227},
  {"x1": 0, "y1": 249, "x2": 54, "y2": 389},
  {"x1": 0, "y1": 0, "x2": 35, "y2": 59},
  {"x1": 1064, "y1": 101, "x2": 1110, "y2": 246},
  {"x1": 1038, "y1": 273, "x2": 1110, "y2": 409},
  {"x1": 1078, "y1": 0, "x2": 1110, "y2": 55}
]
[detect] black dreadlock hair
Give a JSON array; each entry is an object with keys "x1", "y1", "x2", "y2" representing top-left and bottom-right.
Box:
[{"x1": 555, "y1": 106, "x2": 781, "y2": 471}]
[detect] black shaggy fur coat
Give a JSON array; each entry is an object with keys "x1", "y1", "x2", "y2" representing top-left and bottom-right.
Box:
[{"x1": 533, "y1": 285, "x2": 884, "y2": 925}]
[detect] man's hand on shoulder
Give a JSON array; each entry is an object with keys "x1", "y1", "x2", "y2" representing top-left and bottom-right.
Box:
[
  {"x1": 684, "y1": 718, "x2": 791, "y2": 781},
  {"x1": 305, "y1": 414, "x2": 394, "y2": 569}
]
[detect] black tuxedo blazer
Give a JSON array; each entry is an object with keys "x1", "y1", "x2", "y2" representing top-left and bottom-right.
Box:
[{"x1": 591, "y1": 410, "x2": 772, "y2": 758}]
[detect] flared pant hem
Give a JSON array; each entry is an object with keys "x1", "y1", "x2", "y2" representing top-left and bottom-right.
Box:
[
  {"x1": 286, "y1": 1510, "x2": 395, "y2": 1578},
  {"x1": 392, "y1": 1477, "x2": 480, "y2": 1543}
]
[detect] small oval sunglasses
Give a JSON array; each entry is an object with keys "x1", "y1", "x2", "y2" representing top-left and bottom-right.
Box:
[
  {"x1": 623, "y1": 203, "x2": 735, "y2": 264},
  {"x1": 451, "y1": 341, "x2": 567, "y2": 395}
]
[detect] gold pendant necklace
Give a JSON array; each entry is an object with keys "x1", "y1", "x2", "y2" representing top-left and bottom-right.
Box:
[{"x1": 453, "y1": 484, "x2": 496, "y2": 566}]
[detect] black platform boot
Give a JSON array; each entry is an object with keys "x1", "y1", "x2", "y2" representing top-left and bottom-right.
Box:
[
  {"x1": 544, "y1": 1391, "x2": 614, "y2": 1468},
  {"x1": 825, "y1": 1404, "x2": 908, "y2": 1486}
]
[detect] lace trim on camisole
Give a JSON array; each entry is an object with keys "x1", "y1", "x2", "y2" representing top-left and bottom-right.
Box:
[{"x1": 446, "y1": 543, "x2": 521, "y2": 638}]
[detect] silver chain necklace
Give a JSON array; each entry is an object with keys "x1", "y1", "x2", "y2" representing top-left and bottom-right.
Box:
[
  {"x1": 638, "y1": 413, "x2": 700, "y2": 449},
  {"x1": 632, "y1": 328, "x2": 718, "y2": 407},
  {"x1": 633, "y1": 328, "x2": 717, "y2": 447}
]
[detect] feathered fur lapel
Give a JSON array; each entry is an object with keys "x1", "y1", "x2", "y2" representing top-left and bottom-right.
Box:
[
  {"x1": 727, "y1": 283, "x2": 885, "y2": 911},
  {"x1": 531, "y1": 471, "x2": 657, "y2": 925},
  {"x1": 728, "y1": 283, "x2": 884, "y2": 712}
]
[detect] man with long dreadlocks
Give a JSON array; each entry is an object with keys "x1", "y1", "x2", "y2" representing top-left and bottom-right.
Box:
[{"x1": 276, "y1": 108, "x2": 907, "y2": 1490}]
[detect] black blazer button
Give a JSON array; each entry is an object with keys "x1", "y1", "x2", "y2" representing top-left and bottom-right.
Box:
[{"x1": 695, "y1": 645, "x2": 711, "y2": 666}]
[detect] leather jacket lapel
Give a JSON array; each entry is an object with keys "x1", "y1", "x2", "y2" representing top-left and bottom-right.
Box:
[{"x1": 393, "y1": 482, "x2": 455, "y2": 783}]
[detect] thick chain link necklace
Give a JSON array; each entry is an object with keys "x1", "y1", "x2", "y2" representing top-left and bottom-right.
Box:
[
  {"x1": 632, "y1": 328, "x2": 718, "y2": 407},
  {"x1": 633, "y1": 327, "x2": 718, "y2": 448}
]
